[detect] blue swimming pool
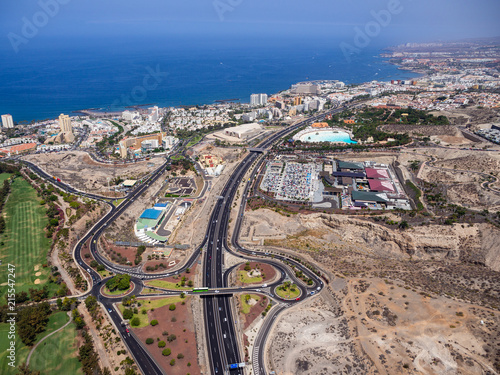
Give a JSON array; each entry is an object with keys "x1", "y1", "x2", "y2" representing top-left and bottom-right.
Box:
[{"x1": 299, "y1": 130, "x2": 357, "y2": 144}]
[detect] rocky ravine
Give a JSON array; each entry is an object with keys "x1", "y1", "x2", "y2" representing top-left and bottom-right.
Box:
[
  {"x1": 244, "y1": 209, "x2": 500, "y2": 272},
  {"x1": 321, "y1": 214, "x2": 499, "y2": 270}
]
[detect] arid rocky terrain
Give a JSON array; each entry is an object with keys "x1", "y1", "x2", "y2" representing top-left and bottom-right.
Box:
[
  {"x1": 242, "y1": 208, "x2": 500, "y2": 374},
  {"x1": 268, "y1": 279, "x2": 499, "y2": 375}
]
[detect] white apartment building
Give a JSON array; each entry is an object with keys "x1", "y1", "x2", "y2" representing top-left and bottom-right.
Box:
[
  {"x1": 250, "y1": 93, "x2": 268, "y2": 106},
  {"x1": 141, "y1": 139, "x2": 159, "y2": 152},
  {"x1": 148, "y1": 106, "x2": 159, "y2": 122},
  {"x1": 1, "y1": 114, "x2": 14, "y2": 129},
  {"x1": 122, "y1": 110, "x2": 140, "y2": 122},
  {"x1": 162, "y1": 136, "x2": 179, "y2": 150}
]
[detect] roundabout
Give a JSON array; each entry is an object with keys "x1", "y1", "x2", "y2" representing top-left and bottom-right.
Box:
[{"x1": 274, "y1": 281, "x2": 302, "y2": 300}]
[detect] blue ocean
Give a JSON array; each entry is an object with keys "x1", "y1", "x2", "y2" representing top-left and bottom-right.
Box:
[{"x1": 0, "y1": 37, "x2": 417, "y2": 123}]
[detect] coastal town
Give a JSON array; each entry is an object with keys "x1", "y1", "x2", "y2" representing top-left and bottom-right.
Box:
[
  {"x1": 2, "y1": 38, "x2": 500, "y2": 160},
  {"x1": 0, "y1": 35, "x2": 499, "y2": 375}
]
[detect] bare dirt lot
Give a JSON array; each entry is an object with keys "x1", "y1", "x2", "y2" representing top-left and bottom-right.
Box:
[
  {"x1": 23, "y1": 151, "x2": 163, "y2": 196},
  {"x1": 102, "y1": 239, "x2": 138, "y2": 264},
  {"x1": 426, "y1": 151, "x2": 500, "y2": 177},
  {"x1": 268, "y1": 281, "x2": 500, "y2": 375},
  {"x1": 268, "y1": 293, "x2": 371, "y2": 375},
  {"x1": 435, "y1": 107, "x2": 500, "y2": 127},
  {"x1": 416, "y1": 148, "x2": 500, "y2": 210},
  {"x1": 379, "y1": 124, "x2": 462, "y2": 137}
]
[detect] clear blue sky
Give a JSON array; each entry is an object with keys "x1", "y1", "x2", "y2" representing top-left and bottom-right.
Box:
[{"x1": 1, "y1": 0, "x2": 499, "y2": 50}]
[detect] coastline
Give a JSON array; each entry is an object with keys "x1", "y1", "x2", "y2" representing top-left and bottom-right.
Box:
[{"x1": 3, "y1": 46, "x2": 418, "y2": 123}]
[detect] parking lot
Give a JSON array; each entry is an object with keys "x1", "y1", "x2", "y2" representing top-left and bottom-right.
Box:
[{"x1": 260, "y1": 161, "x2": 322, "y2": 202}]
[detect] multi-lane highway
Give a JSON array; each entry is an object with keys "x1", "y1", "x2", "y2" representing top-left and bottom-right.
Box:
[{"x1": 200, "y1": 105, "x2": 350, "y2": 374}]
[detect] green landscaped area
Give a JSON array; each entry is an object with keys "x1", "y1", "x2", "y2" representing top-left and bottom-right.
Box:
[
  {"x1": 170, "y1": 154, "x2": 184, "y2": 161},
  {"x1": 406, "y1": 180, "x2": 425, "y2": 211},
  {"x1": 145, "y1": 279, "x2": 191, "y2": 291},
  {"x1": 112, "y1": 198, "x2": 125, "y2": 207},
  {"x1": 0, "y1": 311, "x2": 71, "y2": 375},
  {"x1": 0, "y1": 178, "x2": 56, "y2": 302},
  {"x1": 240, "y1": 294, "x2": 261, "y2": 314},
  {"x1": 119, "y1": 296, "x2": 184, "y2": 328},
  {"x1": 238, "y1": 270, "x2": 263, "y2": 284},
  {"x1": 98, "y1": 269, "x2": 113, "y2": 278},
  {"x1": 186, "y1": 134, "x2": 203, "y2": 148},
  {"x1": 275, "y1": 283, "x2": 301, "y2": 300},
  {"x1": 29, "y1": 316, "x2": 81, "y2": 375},
  {"x1": 0, "y1": 173, "x2": 12, "y2": 182},
  {"x1": 0, "y1": 323, "x2": 30, "y2": 374},
  {"x1": 102, "y1": 285, "x2": 132, "y2": 296},
  {"x1": 101, "y1": 282, "x2": 134, "y2": 297},
  {"x1": 142, "y1": 288, "x2": 158, "y2": 294}
]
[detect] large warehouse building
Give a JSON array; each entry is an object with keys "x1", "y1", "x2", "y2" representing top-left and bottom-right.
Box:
[
  {"x1": 223, "y1": 123, "x2": 263, "y2": 140},
  {"x1": 325, "y1": 160, "x2": 411, "y2": 210}
]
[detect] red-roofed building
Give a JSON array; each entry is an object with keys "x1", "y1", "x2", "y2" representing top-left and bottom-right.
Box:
[
  {"x1": 311, "y1": 122, "x2": 329, "y2": 128},
  {"x1": 200, "y1": 154, "x2": 223, "y2": 169},
  {"x1": 365, "y1": 168, "x2": 389, "y2": 179},
  {"x1": 368, "y1": 179, "x2": 395, "y2": 192},
  {"x1": 0, "y1": 142, "x2": 37, "y2": 155},
  {"x1": 374, "y1": 105, "x2": 402, "y2": 110}
]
